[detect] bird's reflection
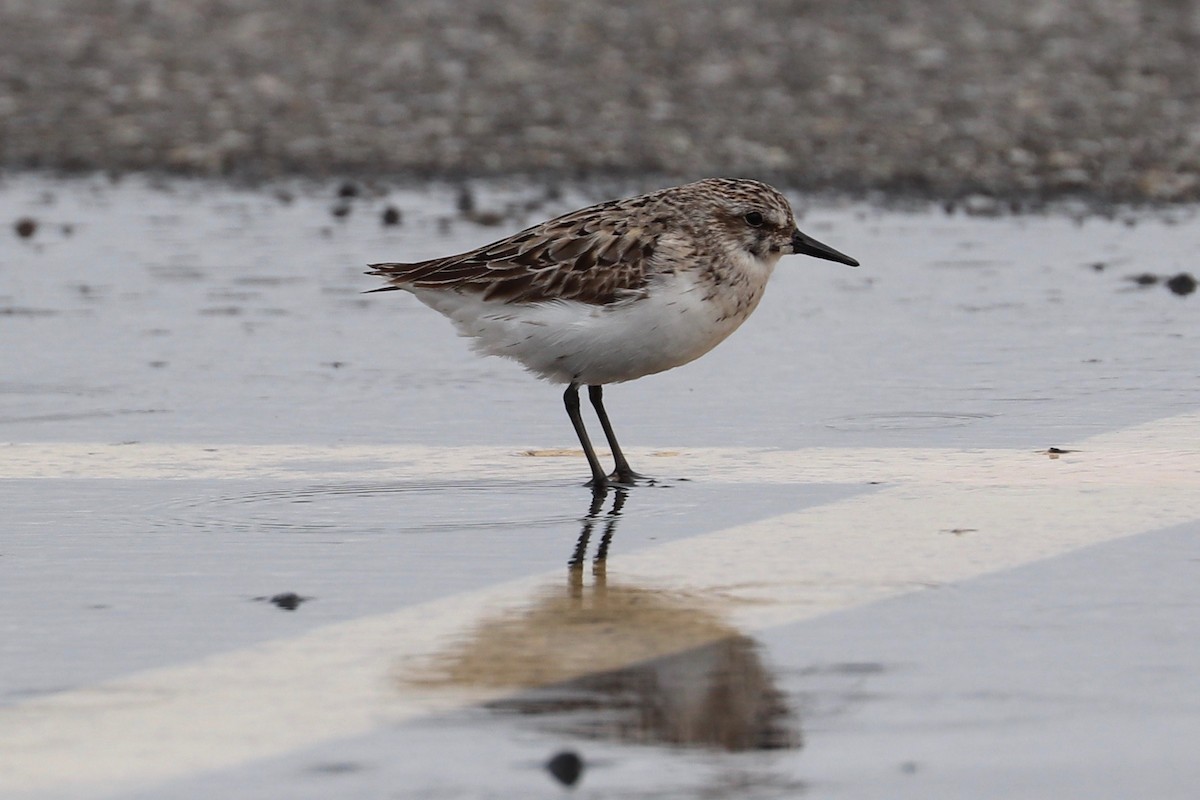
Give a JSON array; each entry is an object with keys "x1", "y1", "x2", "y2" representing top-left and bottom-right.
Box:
[
  {"x1": 489, "y1": 629, "x2": 797, "y2": 752},
  {"x1": 410, "y1": 489, "x2": 799, "y2": 752}
]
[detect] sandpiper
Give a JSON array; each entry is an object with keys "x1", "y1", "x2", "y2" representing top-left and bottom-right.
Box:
[{"x1": 368, "y1": 178, "x2": 859, "y2": 490}]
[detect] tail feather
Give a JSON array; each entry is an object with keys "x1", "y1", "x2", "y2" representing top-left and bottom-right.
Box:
[
  {"x1": 364, "y1": 262, "x2": 415, "y2": 293},
  {"x1": 366, "y1": 260, "x2": 466, "y2": 287},
  {"x1": 366, "y1": 261, "x2": 412, "y2": 276}
]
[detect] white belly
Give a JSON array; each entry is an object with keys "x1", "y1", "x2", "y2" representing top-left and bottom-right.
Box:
[{"x1": 412, "y1": 267, "x2": 771, "y2": 385}]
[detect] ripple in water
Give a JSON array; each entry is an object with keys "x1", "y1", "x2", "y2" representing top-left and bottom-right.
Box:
[{"x1": 146, "y1": 478, "x2": 588, "y2": 535}]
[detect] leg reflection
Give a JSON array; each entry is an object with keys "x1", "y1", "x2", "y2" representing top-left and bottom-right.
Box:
[{"x1": 568, "y1": 487, "x2": 628, "y2": 598}]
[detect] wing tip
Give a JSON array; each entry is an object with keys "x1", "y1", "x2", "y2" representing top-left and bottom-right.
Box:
[{"x1": 364, "y1": 263, "x2": 409, "y2": 293}]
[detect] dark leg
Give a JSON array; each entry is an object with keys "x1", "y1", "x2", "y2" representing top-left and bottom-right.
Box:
[
  {"x1": 588, "y1": 385, "x2": 645, "y2": 484},
  {"x1": 564, "y1": 382, "x2": 609, "y2": 490}
]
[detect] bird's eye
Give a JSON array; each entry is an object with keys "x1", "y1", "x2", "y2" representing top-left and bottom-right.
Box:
[{"x1": 744, "y1": 211, "x2": 765, "y2": 227}]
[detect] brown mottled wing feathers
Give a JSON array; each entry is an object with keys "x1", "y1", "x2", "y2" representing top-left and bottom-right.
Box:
[{"x1": 367, "y1": 197, "x2": 665, "y2": 305}]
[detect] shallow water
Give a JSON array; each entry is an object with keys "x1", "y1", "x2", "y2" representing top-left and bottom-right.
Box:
[
  {"x1": 1, "y1": 176, "x2": 1198, "y2": 799},
  {"x1": 3, "y1": 176, "x2": 1196, "y2": 450}
]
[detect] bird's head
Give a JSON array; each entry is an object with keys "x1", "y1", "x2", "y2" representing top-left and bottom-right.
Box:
[{"x1": 691, "y1": 178, "x2": 860, "y2": 268}]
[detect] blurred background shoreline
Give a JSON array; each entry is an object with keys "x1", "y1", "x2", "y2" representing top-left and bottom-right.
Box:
[{"x1": 2, "y1": 0, "x2": 1200, "y2": 204}]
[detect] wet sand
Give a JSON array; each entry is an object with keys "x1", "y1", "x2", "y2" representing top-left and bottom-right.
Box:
[{"x1": 2, "y1": 169, "x2": 1199, "y2": 798}]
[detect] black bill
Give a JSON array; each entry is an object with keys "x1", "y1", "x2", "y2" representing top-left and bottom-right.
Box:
[{"x1": 791, "y1": 229, "x2": 860, "y2": 267}]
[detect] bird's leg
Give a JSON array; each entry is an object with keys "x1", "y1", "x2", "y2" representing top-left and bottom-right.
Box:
[
  {"x1": 587, "y1": 385, "x2": 646, "y2": 484},
  {"x1": 564, "y1": 382, "x2": 609, "y2": 491}
]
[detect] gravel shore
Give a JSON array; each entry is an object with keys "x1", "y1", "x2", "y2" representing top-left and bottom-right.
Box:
[{"x1": 3, "y1": 0, "x2": 1200, "y2": 202}]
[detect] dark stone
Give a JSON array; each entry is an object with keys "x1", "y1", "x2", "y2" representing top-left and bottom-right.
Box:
[
  {"x1": 1165, "y1": 272, "x2": 1197, "y2": 296},
  {"x1": 545, "y1": 750, "x2": 584, "y2": 787},
  {"x1": 269, "y1": 592, "x2": 308, "y2": 611}
]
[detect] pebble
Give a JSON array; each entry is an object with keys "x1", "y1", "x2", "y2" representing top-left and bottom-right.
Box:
[
  {"x1": 545, "y1": 750, "x2": 584, "y2": 787},
  {"x1": 268, "y1": 593, "x2": 308, "y2": 611},
  {"x1": 1165, "y1": 273, "x2": 1197, "y2": 297},
  {"x1": 14, "y1": 217, "x2": 37, "y2": 238},
  {"x1": 2, "y1": 2, "x2": 1199, "y2": 202}
]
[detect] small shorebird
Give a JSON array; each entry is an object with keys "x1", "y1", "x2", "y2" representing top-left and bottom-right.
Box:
[{"x1": 368, "y1": 178, "x2": 858, "y2": 490}]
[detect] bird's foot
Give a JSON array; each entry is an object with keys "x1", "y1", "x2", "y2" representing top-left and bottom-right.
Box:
[
  {"x1": 585, "y1": 474, "x2": 610, "y2": 493},
  {"x1": 584, "y1": 472, "x2": 648, "y2": 492},
  {"x1": 607, "y1": 468, "x2": 650, "y2": 487}
]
